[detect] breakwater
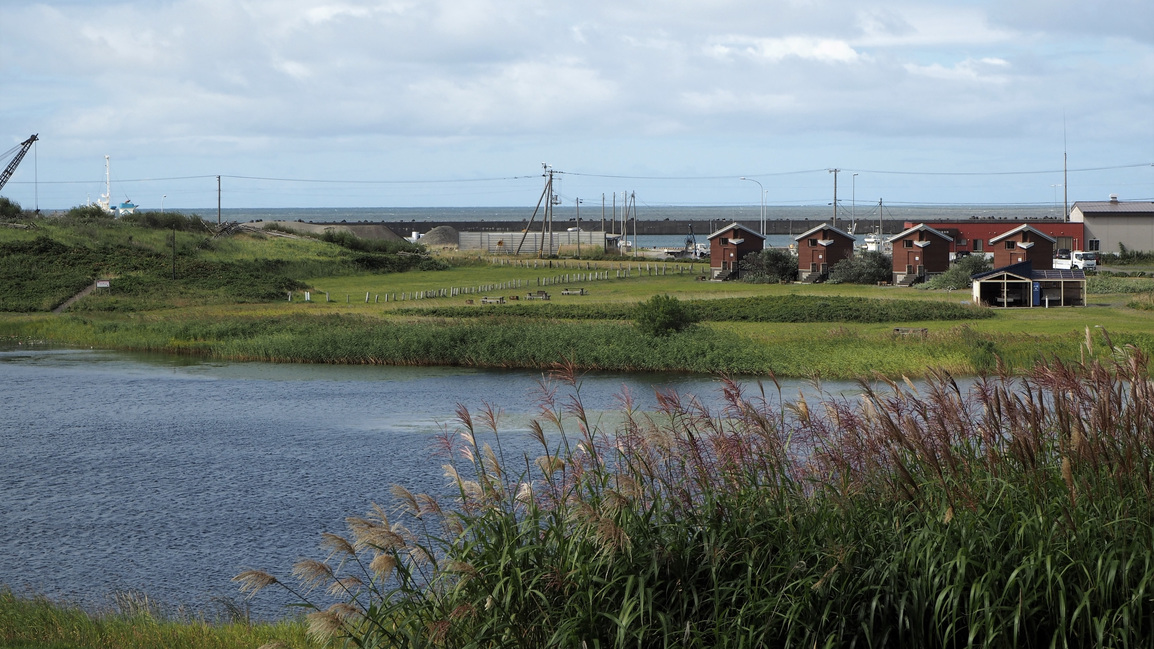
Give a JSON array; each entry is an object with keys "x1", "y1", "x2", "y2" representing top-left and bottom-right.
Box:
[{"x1": 361, "y1": 219, "x2": 909, "y2": 238}]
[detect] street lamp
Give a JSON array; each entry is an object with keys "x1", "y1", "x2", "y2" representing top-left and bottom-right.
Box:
[
  {"x1": 161, "y1": 194, "x2": 166, "y2": 214},
  {"x1": 739, "y1": 177, "x2": 765, "y2": 236},
  {"x1": 851, "y1": 174, "x2": 858, "y2": 232}
]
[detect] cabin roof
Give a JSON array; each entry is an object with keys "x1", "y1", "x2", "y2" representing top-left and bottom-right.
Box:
[
  {"x1": 988, "y1": 223, "x2": 1057, "y2": 244},
  {"x1": 793, "y1": 223, "x2": 855, "y2": 241},
  {"x1": 707, "y1": 222, "x2": 766, "y2": 241},
  {"x1": 885, "y1": 223, "x2": 953, "y2": 244}
]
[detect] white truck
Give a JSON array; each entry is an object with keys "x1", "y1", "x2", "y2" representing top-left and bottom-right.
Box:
[{"x1": 1053, "y1": 250, "x2": 1097, "y2": 270}]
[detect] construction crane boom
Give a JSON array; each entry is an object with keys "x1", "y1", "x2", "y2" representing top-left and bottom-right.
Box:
[{"x1": 0, "y1": 134, "x2": 39, "y2": 192}]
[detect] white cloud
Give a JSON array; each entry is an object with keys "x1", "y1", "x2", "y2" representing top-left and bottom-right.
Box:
[
  {"x1": 0, "y1": 0, "x2": 1150, "y2": 208},
  {"x1": 904, "y1": 57, "x2": 1012, "y2": 83},
  {"x1": 708, "y1": 35, "x2": 862, "y2": 64}
]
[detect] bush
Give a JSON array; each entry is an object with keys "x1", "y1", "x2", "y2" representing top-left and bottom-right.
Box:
[
  {"x1": 0, "y1": 196, "x2": 24, "y2": 220},
  {"x1": 634, "y1": 294, "x2": 697, "y2": 336},
  {"x1": 740, "y1": 248, "x2": 798, "y2": 283},
  {"x1": 63, "y1": 205, "x2": 115, "y2": 222},
  {"x1": 120, "y1": 210, "x2": 212, "y2": 232},
  {"x1": 827, "y1": 252, "x2": 891, "y2": 284},
  {"x1": 920, "y1": 254, "x2": 993, "y2": 290}
]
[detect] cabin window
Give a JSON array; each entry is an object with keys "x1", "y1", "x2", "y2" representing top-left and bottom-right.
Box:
[
  {"x1": 1004, "y1": 241, "x2": 1015, "y2": 250},
  {"x1": 903, "y1": 240, "x2": 914, "y2": 248},
  {"x1": 807, "y1": 238, "x2": 818, "y2": 247},
  {"x1": 1088, "y1": 239, "x2": 1100, "y2": 251},
  {"x1": 973, "y1": 239, "x2": 983, "y2": 251},
  {"x1": 957, "y1": 239, "x2": 967, "y2": 247},
  {"x1": 719, "y1": 237, "x2": 728, "y2": 245}
]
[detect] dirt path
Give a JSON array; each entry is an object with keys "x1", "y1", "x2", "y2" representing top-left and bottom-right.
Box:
[{"x1": 53, "y1": 283, "x2": 96, "y2": 314}]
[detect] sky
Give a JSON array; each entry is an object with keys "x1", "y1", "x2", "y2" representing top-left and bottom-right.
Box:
[{"x1": 1, "y1": 0, "x2": 1152, "y2": 211}]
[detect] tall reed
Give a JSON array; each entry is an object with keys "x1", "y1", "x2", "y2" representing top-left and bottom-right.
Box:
[{"x1": 238, "y1": 343, "x2": 1154, "y2": 645}]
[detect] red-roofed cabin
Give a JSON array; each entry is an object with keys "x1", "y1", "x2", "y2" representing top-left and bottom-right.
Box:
[
  {"x1": 887, "y1": 224, "x2": 953, "y2": 285},
  {"x1": 990, "y1": 225, "x2": 1056, "y2": 270},
  {"x1": 707, "y1": 222, "x2": 766, "y2": 279},
  {"x1": 794, "y1": 224, "x2": 855, "y2": 282}
]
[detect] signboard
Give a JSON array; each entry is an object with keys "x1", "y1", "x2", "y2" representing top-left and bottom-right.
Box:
[{"x1": 96, "y1": 280, "x2": 110, "y2": 288}]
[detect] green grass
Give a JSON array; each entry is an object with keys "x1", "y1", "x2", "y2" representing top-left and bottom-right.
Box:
[
  {"x1": 3, "y1": 216, "x2": 1153, "y2": 377},
  {"x1": 0, "y1": 589, "x2": 321, "y2": 649}
]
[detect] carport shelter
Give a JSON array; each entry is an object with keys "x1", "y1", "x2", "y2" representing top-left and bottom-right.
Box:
[{"x1": 972, "y1": 261, "x2": 1086, "y2": 308}]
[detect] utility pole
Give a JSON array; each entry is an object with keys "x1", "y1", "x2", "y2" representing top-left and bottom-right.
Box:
[
  {"x1": 216, "y1": 175, "x2": 221, "y2": 225},
  {"x1": 829, "y1": 168, "x2": 839, "y2": 228},
  {"x1": 630, "y1": 192, "x2": 638, "y2": 258},
  {"x1": 576, "y1": 197, "x2": 582, "y2": 258},
  {"x1": 601, "y1": 193, "x2": 605, "y2": 235}
]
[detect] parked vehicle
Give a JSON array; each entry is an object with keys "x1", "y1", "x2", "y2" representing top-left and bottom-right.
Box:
[{"x1": 1053, "y1": 250, "x2": 1096, "y2": 270}]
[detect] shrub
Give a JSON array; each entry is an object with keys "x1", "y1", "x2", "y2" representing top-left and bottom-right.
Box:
[
  {"x1": 826, "y1": 251, "x2": 891, "y2": 284},
  {"x1": 739, "y1": 248, "x2": 798, "y2": 283},
  {"x1": 634, "y1": 293, "x2": 697, "y2": 336},
  {"x1": 0, "y1": 196, "x2": 23, "y2": 220},
  {"x1": 63, "y1": 204, "x2": 115, "y2": 222},
  {"x1": 921, "y1": 254, "x2": 993, "y2": 290},
  {"x1": 120, "y1": 210, "x2": 212, "y2": 232}
]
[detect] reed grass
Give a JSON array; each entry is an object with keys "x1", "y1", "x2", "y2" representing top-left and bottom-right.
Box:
[{"x1": 242, "y1": 342, "x2": 1154, "y2": 648}]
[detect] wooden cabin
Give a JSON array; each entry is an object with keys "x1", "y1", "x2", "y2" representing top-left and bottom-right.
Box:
[
  {"x1": 794, "y1": 224, "x2": 855, "y2": 282},
  {"x1": 972, "y1": 261, "x2": 1086, "y2": 308},
  {"x1": 707, "y1": 223, "x2": 766, "y2": 279},
  {"x1": 887, "y1": 224, "x2": 953, "y2": 285},
  {"x1": 990, "y1": 224, "x2": 1056, "y2": 270}
]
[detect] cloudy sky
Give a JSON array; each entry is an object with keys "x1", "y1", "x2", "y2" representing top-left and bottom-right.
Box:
[{"x1": 2, "y1": 0, "x2": 1152, "y2": 211}]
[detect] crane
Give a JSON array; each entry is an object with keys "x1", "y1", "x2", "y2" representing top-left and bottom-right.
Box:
[{"x1": 0, "y1": 134, "x2": 39, "y2": 192}]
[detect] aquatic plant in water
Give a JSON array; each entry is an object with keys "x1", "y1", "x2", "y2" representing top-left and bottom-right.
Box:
[{"x1": 239, "y1": 337, "x2": 1154, "y2": 648}]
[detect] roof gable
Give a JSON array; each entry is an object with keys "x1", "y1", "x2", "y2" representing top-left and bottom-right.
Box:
[
  {"x1": 886, "y1": 223, "x2": 953, "y2": 244},
  {"x1": 989, "y1": 224, "x2": 1057, "y2": 244},
  {"x1": 707, "y1": 222, "x2": 766, "y2": 241},
  {"x1": 794, "y1": 223, "x2": 855, "y2": 241}
]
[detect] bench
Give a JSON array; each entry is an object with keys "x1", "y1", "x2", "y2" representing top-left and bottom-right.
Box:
[
  {"x1": 480, "y1": 296, "x2": 506, "y2": 305},
  {"x1": 560, "y1": 288, "x2": 587, "y2": 295},
  {"x1": 525, "y1": 291, "x2": 550, "y2": 300},
  {"x1": 893, "y1": 327, "x2": 928, "y2": 336}
]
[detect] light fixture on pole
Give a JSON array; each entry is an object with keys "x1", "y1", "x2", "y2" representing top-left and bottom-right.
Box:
[
  {"x1": 739, "y1": 177, "x2": 765, "y2": 236},
  {"x1": 161, "y1": 194, "x2": 166, "y2": 214}
]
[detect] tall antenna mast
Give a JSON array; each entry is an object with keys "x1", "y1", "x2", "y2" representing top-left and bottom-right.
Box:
[{"x1": 1063, "y1": 116, "x2": 1069, "y2": 222}]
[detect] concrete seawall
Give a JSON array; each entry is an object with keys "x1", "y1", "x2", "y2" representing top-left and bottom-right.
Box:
[{"x1": 335, "y1": 219, "x2": 911, "y2": 239}]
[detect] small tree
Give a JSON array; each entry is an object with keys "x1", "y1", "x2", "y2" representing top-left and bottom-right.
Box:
[
  {"x1": 635, "y1": 294, "x2": 697, "y2": 337},
  {"x1": 827, "y1": 252, "x2": 892, "y2": 284},
  {"x1": 0, "y1": 196, "x2": 23, "y2": 220},
  {"x1": 740, "y1": 249, "x2": 798, "y2": 283}
]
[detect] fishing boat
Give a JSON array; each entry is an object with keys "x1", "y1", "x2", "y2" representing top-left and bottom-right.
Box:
[{"x1": 95, "y1": 155, "x2": 136, "y2": 215}]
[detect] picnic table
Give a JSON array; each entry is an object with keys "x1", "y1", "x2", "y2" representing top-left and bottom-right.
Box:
[
  {"x1": 525, "y1": 291, "x2": 550, "y2": 300},
  {"x1": 560, "y1": 288, "x2": 588, "y2": 295},
  {"x1": 480, "y1": 296, "x2": 506, "y2": 304}
]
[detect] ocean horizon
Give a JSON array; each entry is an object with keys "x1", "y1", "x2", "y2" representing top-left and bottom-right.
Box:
[{"x1": 180, "y1": 203, "x2": 1063, "y2": 225}]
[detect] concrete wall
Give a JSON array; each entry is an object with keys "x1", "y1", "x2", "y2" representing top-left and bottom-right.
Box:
[{"x1": 458, "y1": 231, "x2": 607, "y2": 254}]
